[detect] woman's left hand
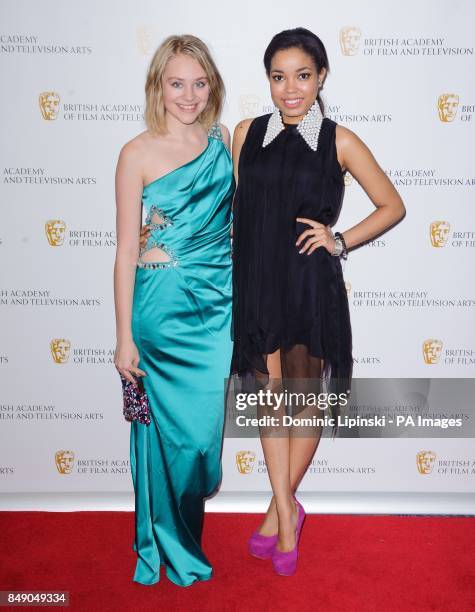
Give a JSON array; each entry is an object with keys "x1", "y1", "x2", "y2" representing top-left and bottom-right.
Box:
[{"x1": 296, "y1": 217, "x2": 335, "y2": 255}]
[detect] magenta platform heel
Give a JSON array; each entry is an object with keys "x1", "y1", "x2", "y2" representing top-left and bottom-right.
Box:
[
  {"x1": 248, "y1": 530, "x2": 278, "y2": 559},
  {"x1": 271, "y1": 497, "x2": 306, "y2": 576}
]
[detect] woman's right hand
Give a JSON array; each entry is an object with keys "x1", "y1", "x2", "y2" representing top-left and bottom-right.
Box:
[
  {"x1": 114, "y1": 338, "x2": 146, "y2": 385},
  {"x1": 139, "y1": 223, "x2": 151, "y2": 249}
]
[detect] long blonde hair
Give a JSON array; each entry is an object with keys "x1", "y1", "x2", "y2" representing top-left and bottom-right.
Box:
[{"x1": 145, "y1": 34, "x2": 225, "y2": 135}]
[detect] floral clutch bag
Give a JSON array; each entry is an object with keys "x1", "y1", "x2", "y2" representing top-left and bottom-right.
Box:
[{"x1": 120, "y1": 374, "x2": 151, "y2": 426}]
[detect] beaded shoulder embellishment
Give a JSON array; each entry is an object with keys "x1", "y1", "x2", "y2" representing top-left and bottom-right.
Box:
[{"x1": 208, "y1": 121, "x2": 223, "y2": 141}]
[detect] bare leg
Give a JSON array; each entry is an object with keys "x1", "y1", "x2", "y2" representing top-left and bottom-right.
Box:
[
  {"x1": 257, "y1": 349, "x2": 298, "y2": 552},
  {"x1": 258, "y1": 352, "x2": 324, "y2": 544},
  {"x1": 258, "y1": 438, "x2": 322, "y2": 535}
]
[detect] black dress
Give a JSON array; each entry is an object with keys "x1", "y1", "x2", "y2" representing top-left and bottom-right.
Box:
[{"x1": 230, "y1": 112, "x2": 354, "y2": 437}]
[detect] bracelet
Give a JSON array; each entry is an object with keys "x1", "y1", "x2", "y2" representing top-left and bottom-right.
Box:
[{"x1": 332, "y1": 231, "x2": 348, "y2": 260}]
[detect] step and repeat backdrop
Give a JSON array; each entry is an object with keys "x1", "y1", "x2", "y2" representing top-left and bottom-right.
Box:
[{"x1": 1, "y1": 0, "x2": 474, "y2": 506}]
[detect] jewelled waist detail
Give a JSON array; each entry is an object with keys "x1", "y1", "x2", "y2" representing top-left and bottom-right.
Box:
[
  {"x1": 137, "y1": 244, "x2": 179, "y2": 269},
  {"x1": 137, "y1": 208, "x2": 232, "y2": 270},
  {"x1": 136, "y1": 204, "x2": 179, "y2": 269}
]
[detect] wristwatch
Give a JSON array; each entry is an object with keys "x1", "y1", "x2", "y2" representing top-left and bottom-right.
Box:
[{"x1": 332, "y1": 231, "x2": 348, "y2": 260}]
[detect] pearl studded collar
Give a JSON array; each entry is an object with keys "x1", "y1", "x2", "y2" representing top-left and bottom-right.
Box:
[{"x1": 262, "y1": 100, "x2": 324, "y2": 152}]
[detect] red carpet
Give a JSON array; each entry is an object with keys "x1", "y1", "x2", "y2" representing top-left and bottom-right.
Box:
[{"x1": 1, "y1": 512, "x2": 474, "y2": 611}]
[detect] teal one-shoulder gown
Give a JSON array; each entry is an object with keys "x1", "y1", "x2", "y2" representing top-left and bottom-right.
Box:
[{"x1": 129, "y1": 123, "x2": 234, "y2": 587}]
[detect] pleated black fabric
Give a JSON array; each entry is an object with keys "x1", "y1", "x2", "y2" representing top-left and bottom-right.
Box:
[{"x1": 230, "y1": 113, "x2": 354, "y2": 437}]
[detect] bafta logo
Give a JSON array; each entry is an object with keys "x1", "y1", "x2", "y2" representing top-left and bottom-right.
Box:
[
  {"x1": 45, "y1": 220, "x2": 67, "y2": 246},
  {"x1": 422, "y1": 339, "x2": 443, "y2": 364},
  {"x1": 39, "y1": 91, "x2": 61, "y2": 121},
  {"x1": 345, "y1": 281, "x2": 352, "y2": 295},
  {"x1": 343, "y1": 172, "x2": 353, "y2": 186},
  {"x1": 416, "y1": 450, "x2": 436, "y2": 474},
  {"x1": 136, "y1": 26, "x2": 155, "y2": 55},
  {"x1": 429, "y1": 221, "x2": 451, "y2": 247},
  {"x1": 50, "y1": 339, "x2": 71, "y2": 364},
  {"x1": 236, "y1": 450, "x2": 256, "y2": 474},
  {"x1": 340, "y1": 26, "x2": 362, "y2": 56},
  {"x1": 437, "y1": 94, "x2": 459, "y2": 122},
  {"x1": 239, "y1": 95, "x2": 261, "y2": 119},
  {"x1": 55, "y1": 450, "x2": 75, "y2": 474}
]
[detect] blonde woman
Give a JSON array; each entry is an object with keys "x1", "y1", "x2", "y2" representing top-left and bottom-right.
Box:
[{"x1": 113, "y1": 35, "x2": 233, "y2": 587}]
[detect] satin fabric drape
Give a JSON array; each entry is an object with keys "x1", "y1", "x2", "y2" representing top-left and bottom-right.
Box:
[{"x1": 129, "y1": 133, "x2": 234, "y2": 586}]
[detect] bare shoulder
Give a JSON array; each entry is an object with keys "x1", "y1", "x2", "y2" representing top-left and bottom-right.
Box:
[
  {"x1": 235, "y1": 117, "x2": 254, "y2": 129},
  {"x1": 335, "y1": 124, "x2": 373, "y2": 170},
  {"x1": 117, "y1": 131, "x2": 156, "y2": 179},
  {"x1": 232, "y1": 118, "x2": 254, "y2": 154},
  {"x1": 233, "y1": 117, "x2": 254, "y2": 140},
  {"x1": 335, "y1": 124, "x2": 365, "y2": 150},
  {"x1": 116, "y1": 133, "x2": 152, "y2": 183},
  {"x1": 231, "y1": 118, "x2": 255, "y2": 177},
  {"x1": 119, "y1": 130, "x2": 150, "y2": 161}
]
